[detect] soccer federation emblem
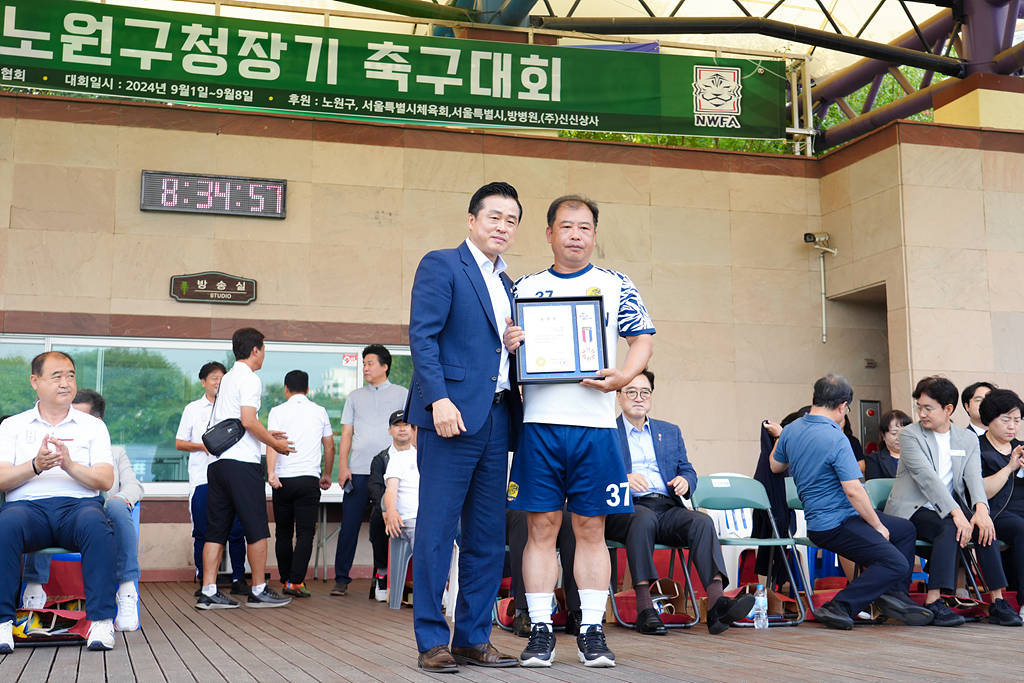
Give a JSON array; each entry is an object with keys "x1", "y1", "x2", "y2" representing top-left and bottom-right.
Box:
[
  {"x1": 693, "y1": 66, "x2": 742, "y2": 115},
  {"x1": 507, "y1": 481, "x2": 519, "y2": 501}
]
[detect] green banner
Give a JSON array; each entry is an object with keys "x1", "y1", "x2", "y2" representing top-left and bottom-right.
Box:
[{"x1": 0, "y1": 0, "x2": 787, "y2": 138}]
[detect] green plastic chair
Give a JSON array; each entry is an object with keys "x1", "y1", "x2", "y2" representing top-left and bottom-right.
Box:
[
  {"x1": 691, "y1": 476, "x2": 806, "y2": 626},
  {"x1": 864, "y1": 478, "x2": 894, "y2": 511},
  {"x1": 606, "y1": 540, "x2": 700, "y2": 629},
  {"x1": 783, "y1": 477, "x2": 819, "y2": 613}
]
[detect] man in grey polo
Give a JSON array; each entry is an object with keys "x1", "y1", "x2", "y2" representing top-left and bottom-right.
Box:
[{"x1": 332, "y1": 344, "x2": 408, "y2": 596}]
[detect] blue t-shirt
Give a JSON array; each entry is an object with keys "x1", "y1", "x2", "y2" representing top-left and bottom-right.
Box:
[{"x1": 774, "y1": 414, "x2": 862, "y2": 532}]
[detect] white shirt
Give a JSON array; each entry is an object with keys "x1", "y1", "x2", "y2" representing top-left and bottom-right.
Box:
[
  {"x1": 465, "y1": 238, "x2": 511, "y2": 392},
  {"x1": 515, "y1": 264, "x2": 656, "y2": 428},
  {"x1": 268, "y1": 394, "x2": 332, "y2": 479},
  {"x1": 176, "y1": 395, "x2": 215, "y2": 489},
  {"x1": 384, "y1": 444, "x2": 419, "y2": 521},
  {"x1": 213, "y1": 362, "x2": 263, "y2": 464},
  {"x1": 924, "y1": 429, "x2": 954, "y2": 511},
  {"x1": 969, "y1": 422, "x2": 987, "y2": 436},
  {"x1": 0, "y1": 404, "x2": 113, "y2": 501}
]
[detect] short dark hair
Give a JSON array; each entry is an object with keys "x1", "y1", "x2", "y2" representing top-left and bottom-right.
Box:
[
  {"x1": 468, "y1": 181, "x2": 522, "y2": 222},
  {"x1": 199, "y1": 361, "x2": 227, "y2": 381},
  {"x1": 812, "y1": 374, "x2": 854, "y2": 410},
  {"x1": 913, "y1": 376, "x2": 959, "y2": 409},
  {"x1": 72, "y1": 389, "x2": 105, "y2": 419},
  {"x1": 961, "y1": 381, "x2": 996, "y2": 410},
  {"x1": 547, "y1": 194, "x2": 600, "y2": 229},
  {"x1": 620, "y1": 368, "x2": 655, "y2": 393},
  {"x1": 979, "y1": 389, "x2": 1024, "y2": 426},
  {"x1": 284, "y1": 370, "x2": 309, "y2": 394},
  {"x1": 31, "y1": 351, "x2": 75, "y2": 377},
  {"x1": 363, "y1": 344, "x2": 392, "y2": 377},
  {"x1": 232, "y1": 327, "x2": 265, "y2": 361},
  {"x1": 781, "y1": 406, "x2": 811, "y2": 428},
  {"x1": 879, "y1": 409, "x2": 912, "y2": 437}
]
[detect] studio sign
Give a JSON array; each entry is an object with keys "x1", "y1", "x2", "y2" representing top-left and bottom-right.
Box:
[{"x1": 170, "y1": 272, "x2": 257, "y2": 305}]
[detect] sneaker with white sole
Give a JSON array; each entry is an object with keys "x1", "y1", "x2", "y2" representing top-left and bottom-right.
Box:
[
  {"x1": 374, "y1": 575, "x2": 388, "y2": 603},
  {"x1": 520, "y1": 623, "x2": 555, "y2": 668},
  {"x1": 246, "y1": 587, "x2": 292, "y2": 609},
  {"x1": 86, "y1": 618, "x2": 115, "y2": 651},
  {"x1": 577, "y1": 624, "x2": 615, "y2": 667},
  {"x1": 0, "y1": 619, "x2": 13, "y2": 654},
  {"x1": 115, "y1": 592, "x2": 140, "y2": 632}
]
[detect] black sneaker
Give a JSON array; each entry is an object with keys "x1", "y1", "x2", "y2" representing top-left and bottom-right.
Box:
[
  {"x1": 520, "y1": 623, "x2": 556, "y2": 668},
  {"x1": 924, "y1": 599, "x2": 965, "y2": 627},
  {"x1": 813, "y1": 600, "x2": 854, "y2": 630},
  {"x1": 246, "y1": 586, "x2": 292, "y2": 609},
  {"x1": 513, "y1": 610, "x2": 532, "y2": 638},
  {"x1": 563, "y1": 609, "x2": 583, "y2": 636},
  {"x1": 195, "y1": 590, "x2": 240, "y2": 610},
  {"x1": 230, "y1": 579, "x2": 250, "y2": 596},
  {"x1": 874, "y1": 592, "x2": 933, "y2": 626},
  {"x1": 576, "y1": 624, "x2": 615, "y2": 667},
  {"x1": 988, "y1": 598, "x2": 1024, "y2": 626}
]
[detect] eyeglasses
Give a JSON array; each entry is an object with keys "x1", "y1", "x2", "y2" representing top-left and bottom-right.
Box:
[
  {"x1": 622, "y1": 389, "x2": 652, "y2": 401},
  {"x1": 915, "y1": 403, "x2": 941, "y2": 414}
]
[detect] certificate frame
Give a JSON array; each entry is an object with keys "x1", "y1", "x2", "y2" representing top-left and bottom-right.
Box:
[{"x1": 513, "y1": 295, "x2": 608, "y2": 384}]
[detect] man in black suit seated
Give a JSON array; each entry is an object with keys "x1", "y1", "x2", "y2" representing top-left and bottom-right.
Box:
[{"x1": 604, "y1": 369, "x2": 754, "y2": 635}]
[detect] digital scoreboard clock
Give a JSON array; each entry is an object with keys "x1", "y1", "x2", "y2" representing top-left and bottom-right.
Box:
[{"x1": 140, "y1": 171, "x2": 287, "y2": 219}]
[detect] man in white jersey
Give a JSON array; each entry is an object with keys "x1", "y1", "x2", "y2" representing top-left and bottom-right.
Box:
[
  {"x1": 504, "y1": 194, "x2": 654, "y2": 668},
  {"x1": 267, "y1": 370, "x2": 335, "y2": 598},
  {"x1": 382, "y1": 410, "x2": 419, "y2": 551},
  {"x1": 175, "y1": 361, "x2": 249, "y2": 596},
  {"x1": 195, "y1": 327, "x2": 295, "y2": 610},
  {"x1": 0, "y1": 351, "x2": 118, "y2": 652}
]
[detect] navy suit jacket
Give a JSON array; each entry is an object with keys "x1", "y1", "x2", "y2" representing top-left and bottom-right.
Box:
[
  {"x1": 405, "y1": 241, "x2": 522, "y2": 448},
  {"x1": 616, "y1": 414, "x2": 697, "y2": 506}
]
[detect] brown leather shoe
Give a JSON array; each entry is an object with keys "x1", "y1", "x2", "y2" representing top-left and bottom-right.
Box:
[
  {"x1": 450, "y1": 643, "x2": 519, "y2": 668},
  {"x1": 417, "y1": 645, "x2": 459, "y2": 673}
]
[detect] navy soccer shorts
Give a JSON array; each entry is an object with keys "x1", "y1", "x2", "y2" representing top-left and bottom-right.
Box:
[{"x1": 507, "y1": 423, "x2": 634, "y2": 517}]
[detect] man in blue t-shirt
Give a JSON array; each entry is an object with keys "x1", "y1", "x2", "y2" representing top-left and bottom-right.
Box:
[{"x1": 771, "y1": 374, "x2": 933, "y2": 630}]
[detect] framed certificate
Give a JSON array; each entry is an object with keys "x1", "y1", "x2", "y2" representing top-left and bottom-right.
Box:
[{"x1": 514, "y1": 296, "x2": 608, "y2": 384}]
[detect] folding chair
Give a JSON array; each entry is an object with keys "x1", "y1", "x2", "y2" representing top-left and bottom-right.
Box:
[
  {"x1": 691, "y1": 475, "x2": 806, "y2": 626},
  {"x1": 606, "y1": 541, "x2": 700, "y2": 629}
]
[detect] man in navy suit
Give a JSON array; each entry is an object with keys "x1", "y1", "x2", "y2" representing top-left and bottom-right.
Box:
[
  {"x1": 606, "y1": 368, "x2": 754, "y2": 635},
  {"x1": 405, "y1": 181, "x2": 524, "y2": 673}
]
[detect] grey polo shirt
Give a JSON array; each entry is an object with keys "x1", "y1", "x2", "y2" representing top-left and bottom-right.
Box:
[{"x1": 341, "y1": 380, "x2": 409, "y2": 475}]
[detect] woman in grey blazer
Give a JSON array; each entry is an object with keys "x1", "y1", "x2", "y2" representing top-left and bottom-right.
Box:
[{"x1": 884, "y1": 377, "x2": 1021, "y2": 627}]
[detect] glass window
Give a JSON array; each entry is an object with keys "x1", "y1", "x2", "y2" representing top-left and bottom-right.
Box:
[{"x1": 0, "y1": 338, "x2": 47, "y2": 418}]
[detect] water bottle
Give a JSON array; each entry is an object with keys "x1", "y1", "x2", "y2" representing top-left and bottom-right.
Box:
[{"x1": 753, "y1": 584, "x2": 768, "y2": 630}]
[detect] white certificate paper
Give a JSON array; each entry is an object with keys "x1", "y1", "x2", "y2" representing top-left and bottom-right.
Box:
[{"x1": 524, "y1": 304, "x2": 576, "y2": 374}]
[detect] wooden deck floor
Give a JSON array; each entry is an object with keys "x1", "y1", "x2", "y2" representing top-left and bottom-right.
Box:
[{"x1": 3, "y1": 580, "x2": 1024, "y2": 682}]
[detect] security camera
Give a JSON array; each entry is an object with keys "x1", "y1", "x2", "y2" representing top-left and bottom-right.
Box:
[{"x1": 803, "y1": 232, "x2": 830, "y2": 244}]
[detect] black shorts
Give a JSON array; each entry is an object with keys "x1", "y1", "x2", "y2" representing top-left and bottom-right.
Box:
[{"x1": 206, "y1": 458, "x2": 270, "y2": 544}]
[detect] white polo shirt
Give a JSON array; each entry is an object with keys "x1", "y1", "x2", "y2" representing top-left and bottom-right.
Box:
[
  {"x1": 214, "y1": 362, "x2": 263, "y2": 465},
  {"x1": 0, "y1": 404, "x2": 113, "y2": 502},
  {"x1": 383, "y1": 444, "x2": 419, "y2": 521},
  {"x1": 268, "y1": 394, "x2": 333, "y2": 479},
  {"x1": 175, "y1": 395, "x2": 215, "y2": 489}
]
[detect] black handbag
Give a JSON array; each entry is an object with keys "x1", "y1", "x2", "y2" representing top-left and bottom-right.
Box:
[{"x1": 202, "y1": 388, "x2": 246, "y2": 456}]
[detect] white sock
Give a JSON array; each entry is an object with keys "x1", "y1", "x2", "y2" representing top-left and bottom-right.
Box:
[
  {"x1": 23, "y1": 583, "x2": 45, "y2": 600},
  {"x1": 252, "y1": 583, "x2": 266, "y2": 596},
  {"x1": 578, "y1": 589, "x2": 608, "y2": 628},
  {"x1": 118, "y1": 581, "x2": 136, "y2": 598},
  {"x1": 201, "y1": 584, "x2": 217, "y2": 597},
  {"x1": 526, "y1": 592, "x2": 554, "y2": 626}
]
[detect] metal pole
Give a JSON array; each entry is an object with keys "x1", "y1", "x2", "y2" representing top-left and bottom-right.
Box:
[
  {"x1": 820, "y1": 252, "x2": 827, "y2": 344},
  {"x1": 801, "y1": 61, "x2": 813, "y2": 156},
  {"x1": 789, "y1": 66, "x2": 799, "y2": 154}
]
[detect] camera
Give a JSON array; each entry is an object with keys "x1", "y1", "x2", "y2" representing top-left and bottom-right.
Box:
[{"x1": 803, "y1": 232, "x2": 830, "y2": 244}]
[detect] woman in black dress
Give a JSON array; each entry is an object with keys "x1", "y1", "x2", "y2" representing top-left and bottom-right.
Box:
[
  {"x1": 863, "y1": 410, "x2": 912, "y2": 481},
  {"x1": 979, "y1": 389, "x2": 1024, "y2": 611}
]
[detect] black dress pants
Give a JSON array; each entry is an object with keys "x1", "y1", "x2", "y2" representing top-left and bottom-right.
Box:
[
  {"x1": 273, "y1": 476, "x2": 321, "y2": 584},
  {"x1": 910, "y1": 507, "x2": 1007, "y2": 592}
]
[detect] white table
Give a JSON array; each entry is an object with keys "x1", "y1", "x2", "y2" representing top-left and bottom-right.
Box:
[{"x1": 313, "y1": 484, "x2": 345, "y2": 581}]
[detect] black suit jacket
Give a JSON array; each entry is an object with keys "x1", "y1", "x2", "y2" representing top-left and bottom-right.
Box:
[{"x1": 864, "y1": 448, "x2": 899, "y2": 480}]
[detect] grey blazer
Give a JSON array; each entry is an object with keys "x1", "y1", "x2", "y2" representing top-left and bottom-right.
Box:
[{"x1": 884, "y1": 422, "x2": 986, "y2": 520}]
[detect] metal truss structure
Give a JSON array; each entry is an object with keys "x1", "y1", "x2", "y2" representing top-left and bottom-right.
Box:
[{"x1": 337, "y1": 0, "x2": 1024, "y2": 151}]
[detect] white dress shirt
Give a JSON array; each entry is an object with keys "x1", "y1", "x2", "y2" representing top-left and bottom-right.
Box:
[{"x1": 465, "y1": 238, "x2": 511, "y2": 392}]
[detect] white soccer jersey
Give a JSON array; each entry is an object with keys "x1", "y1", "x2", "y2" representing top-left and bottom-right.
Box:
[{"x1": 515, "y1": 264, "x2": 655, "y2": 428}]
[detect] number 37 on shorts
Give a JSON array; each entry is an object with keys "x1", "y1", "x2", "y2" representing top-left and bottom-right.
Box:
[{"x1": 606, "y1": 482, "x2": 630, "y2": 507}]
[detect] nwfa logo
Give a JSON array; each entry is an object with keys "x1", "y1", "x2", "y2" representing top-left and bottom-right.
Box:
[{"x1": 693, "y1": 66, "x2": 742, "y2": 129}]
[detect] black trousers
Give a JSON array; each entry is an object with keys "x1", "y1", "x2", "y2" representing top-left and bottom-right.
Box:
[
  {"x1": 506, "y1": 508, "x2": 580, "y2": 611},
  {"x1": 604, "y1": 495, "x2": 729, "y2": 590},
  {"x1": 808, "y1": 512, "x2": 916, "y2": 615},
  {"x1": 369, "y1": 507, "x2": 389, "y2": 572},
  {"x1": 272, "y1": 476, "x2": 321, "y2": 584},
  {"x1": 910, "y1": 507, "x2": 1007, "y2": 592},
  {"x1": 994, "y1": 511, "x2": 1024, "y2": 591}
]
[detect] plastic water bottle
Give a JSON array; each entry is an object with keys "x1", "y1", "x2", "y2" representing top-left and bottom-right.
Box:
[{"x1": 753, "y1": 584, "x2": 769, "y2": 630}]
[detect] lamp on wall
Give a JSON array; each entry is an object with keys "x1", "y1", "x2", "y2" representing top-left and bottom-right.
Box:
[{"x1": 804, "y1": 232, "x2": 837, "y2": 344}]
